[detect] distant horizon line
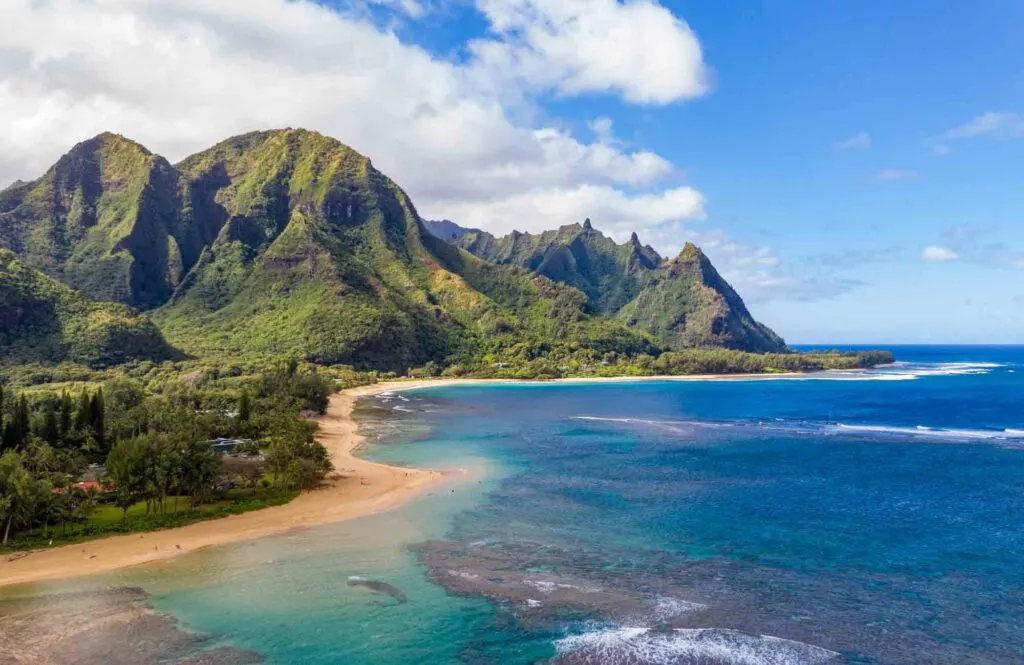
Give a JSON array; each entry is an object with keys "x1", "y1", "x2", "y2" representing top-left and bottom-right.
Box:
[{"x1": 789, "y1": 342, "x2": 1024, "y2": 347}]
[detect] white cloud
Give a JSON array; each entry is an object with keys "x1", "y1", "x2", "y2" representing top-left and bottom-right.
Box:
[
  {"x1": 873, "y1": 169, "x2": 919, "y2": 181},
  {"x1": 923, "y1": 246, "x2": 959, "y2": 262},
  {"x1": 944, "y1": 111, "x2": 1024, "y2": 140},
  {"x1": 428, "y1": 184, "x2": 705, "y2": 238},
  {"x1": 588, "y1": 116, "x2": 616, "y2": 144},
  {"x1": 469, "y1": 0, "x2": 710, "y2": 104},
  {"x1": 605, "y1": 222, "x2": 861, "y2": 303},
  {"x1": 0, "y1": 0, "x2": 705, "y2": 242},
  {"x1": 834, "y1": 131, "x2": 870, "y2": 151}
]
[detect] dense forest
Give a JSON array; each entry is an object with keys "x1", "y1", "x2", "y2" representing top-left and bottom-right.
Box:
[{"x1": 0, "y1": 361, "x2": 345, "y2": 547}]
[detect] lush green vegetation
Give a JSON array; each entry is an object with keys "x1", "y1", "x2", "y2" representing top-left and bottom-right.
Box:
[
  {"x1": 5, "y1": 488, "x2": 297, "y2": 551},
  {"x1": 0, "y1": 361, "x2": 338, "y2": 549},
  {"x1": 432, "y1": 220, "x2": 787, "y2": 353},
  {"x1": 5, "y1": 129, "x2": 790, "y2": 375},
  {"x1": 409, "y1": 347, "x2": 894, "y2": 380},
  {"x1": 0, "y1": 249, "x2": 176, "y2": 368},
  {"x1": 0, "y1": 133, "x2": 183, "y2": 309}
]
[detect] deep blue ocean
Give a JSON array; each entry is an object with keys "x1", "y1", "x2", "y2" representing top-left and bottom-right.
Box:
[{"x1": 7, "y1": 346, "x2": 1024, "y2": 664}]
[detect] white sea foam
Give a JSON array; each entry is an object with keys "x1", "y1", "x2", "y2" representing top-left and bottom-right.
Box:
[
  {"x1": 708, "y1": 361, "x2": 1004, "y2": 383},
  {"x1": 833, "y1": 423, "x2": 1024, "y2": 441},
  {"x1": 525, "y1": 598, "x2": 544, "y2": 608},
  {"x1": 575, "y1": 415, "x2": 1024, "y2": 446},
  {"x1": 524, "y1": 579, "x2": 598, "y2": 594},
  {"x1": 446, "y1": 569, "x2": 481, "y2": 581},
  {"x1": 650, "y1": 596, "x2": 707, "y2": 621},
  {"x1": 555, "y1": 626, "x2": 839, "y2": 665}
]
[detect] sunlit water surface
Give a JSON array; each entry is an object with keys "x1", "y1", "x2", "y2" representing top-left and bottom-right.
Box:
[{"x1": 4, "y1": 345, "x2": 1023, "y2": 664}]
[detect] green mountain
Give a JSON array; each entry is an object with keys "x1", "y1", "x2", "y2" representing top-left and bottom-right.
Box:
[
  {"x1": 2, "y1": 128, "x2": 788, "y2": 373},
  {"x1": 1, "y1": 130, "x2": 655, "y2": 371},
  {"x1": 0, "y1": 249, "x2": 176, "y2": 368},
  {"x1": 0, "y1": 133, "x2": 184, "y2": 310},
  {"x1": 428, "y1": 219, "x2": 786, "y2": 353}
]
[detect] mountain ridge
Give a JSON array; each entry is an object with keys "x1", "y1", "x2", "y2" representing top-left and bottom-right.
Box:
[
  {"x1": 426, "y1": 220, "x2": 786, "y2": 353},
  {"x1": 2, "y1": 129, "x2": 660, "y2": 371},
  {"x1": 3, "y1": 129, "x2": 785, "y2": 373}
]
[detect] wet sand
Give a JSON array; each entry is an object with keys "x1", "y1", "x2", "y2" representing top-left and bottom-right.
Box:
[{"x1": 0, "y1": 587, "x2": 264, "y2": 665}]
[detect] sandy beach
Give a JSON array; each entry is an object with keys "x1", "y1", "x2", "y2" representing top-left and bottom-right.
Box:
[
  {"x1": 0, "y1": 373, "x2": 803, "y2": 588},
  {"x1": 0, "y1": 381, "x2": 448, "y2": 589}
]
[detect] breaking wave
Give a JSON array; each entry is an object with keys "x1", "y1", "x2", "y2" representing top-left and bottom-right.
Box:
[
  {"x1": 833, "y1": 424, "x2": 1024, "y2": 442},
  {"x1": 574, "y1": 416, "x2": 1024, "y2": 446},
  {"x1": 712, "y1": 361, "x2": 1005, "y2": 382},
  {"x1": 554, "y1": 626, "x2": 839, "y2": 665}
]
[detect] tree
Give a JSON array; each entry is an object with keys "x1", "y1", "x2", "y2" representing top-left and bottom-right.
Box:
[
  {"x1": 104, "y1": 378, "x2": 145, "y2": 440},
  {"x1": 57, "y1": 487, "x2": 96, "y2": 536},
  {"x1": 15, "y1": 396, "x2": 29, "y2": 448},
  {"x1": 238, "y1": 391, "x2": 252, "y2": 424},
  {"x1": 0, "y1": 452, "x2": 35, "y2": 545},
  {"x1": 291, "y1": 374, "x2": 333, "y2": 414},
  {"x1": 23, "y1": 437, "x2": 59, "y2": 477},
  {"x1": 75, "y1": 389, "x2": 92, "y2": 433},
  {"x1": 222, "y1": 455, "x2": 264, "y2": 495},
  {"x1": 58, "y1": 391, "x2": 73, "y2": 445},
  {"x1": 106, "y1": 438, "x2": 146, "y2": 520},
  {"x1": 265, "y1": 409, "x2": 331, "y2": 490},
  {"x1": 90, "y1": 389, "x2": 106, "y2": 456},
  {"x1": 38, "y1": 400, "x2": 59, "y2": 445},
  {"x1": 145, "y1": 433, "x2": 179, "y2": 515},
  {"x1": 178, "y1": 439, "x2": 220, "y2": 510}
]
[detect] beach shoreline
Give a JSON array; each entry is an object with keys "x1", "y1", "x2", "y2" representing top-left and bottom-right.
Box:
[
  {"x1": 0, "y1": 382, "x2": 448, "y2": 589},
  {"x1": 0, "y1": 372, "x2": 810, "y2": 589}
]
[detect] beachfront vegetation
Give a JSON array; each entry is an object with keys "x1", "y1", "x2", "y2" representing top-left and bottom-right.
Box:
[{"x1": 0, "y1": 363, "x2": 336, "y2": 548}]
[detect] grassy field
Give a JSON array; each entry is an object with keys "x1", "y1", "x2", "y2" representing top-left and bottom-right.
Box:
[{"x1": 2, "y1": 487, "x2": 299, "y2": 552}]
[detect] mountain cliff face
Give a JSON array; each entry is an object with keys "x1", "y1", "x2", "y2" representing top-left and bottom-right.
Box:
[
  {"x1": 1, "y1": 130, "x2": 656, "y2": 370},
  {"x1": 0, "y1": 249, "x2": 175, "y2": 367},
  {"x1": 616, "y1": 243, "x2": 785, "y2": 353},
  {"x1": 432, "y1": 220, "x2": 786, "y2": 353},
  {"x1": 0, "y1": 133, "x2": 183, "y2": 310}
]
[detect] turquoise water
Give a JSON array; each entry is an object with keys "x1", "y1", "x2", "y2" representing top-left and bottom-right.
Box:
[{"x1": 6, "y1": 346, "x2": 1024, "y2": 664}]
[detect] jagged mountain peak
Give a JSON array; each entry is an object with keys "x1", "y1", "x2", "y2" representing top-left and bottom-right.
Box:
[{"x1": 429, "y1": 218, "x2": 785, "y2": 353}]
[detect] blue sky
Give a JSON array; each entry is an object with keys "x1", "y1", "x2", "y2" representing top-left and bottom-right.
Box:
[{"x1": 2, "y1": 0, "x2": 1023, "y2": 343}]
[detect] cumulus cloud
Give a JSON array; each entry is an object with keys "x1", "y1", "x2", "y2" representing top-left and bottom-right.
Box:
[
  {"x1": 922, "y1": 246, "x2": 959, "y2": 262},
  {"x1": 833, "y1": 131, "x2": 870, "y2": 151},
  {"x1": 0, "y1": 0, "x2": 707, "y2": 242},
  {"x1": 432, "y1": 185, "x2": 704, "y2": 238},
  {"x1": 469, "y1": 0, "x2": 710, "y2": 104},
  {"x1": 944, "y1": 111, "x2": 1024, "y2": 140},
  {"x1": 0, "y1": 0, "x2": 843, "y2": 304}
]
